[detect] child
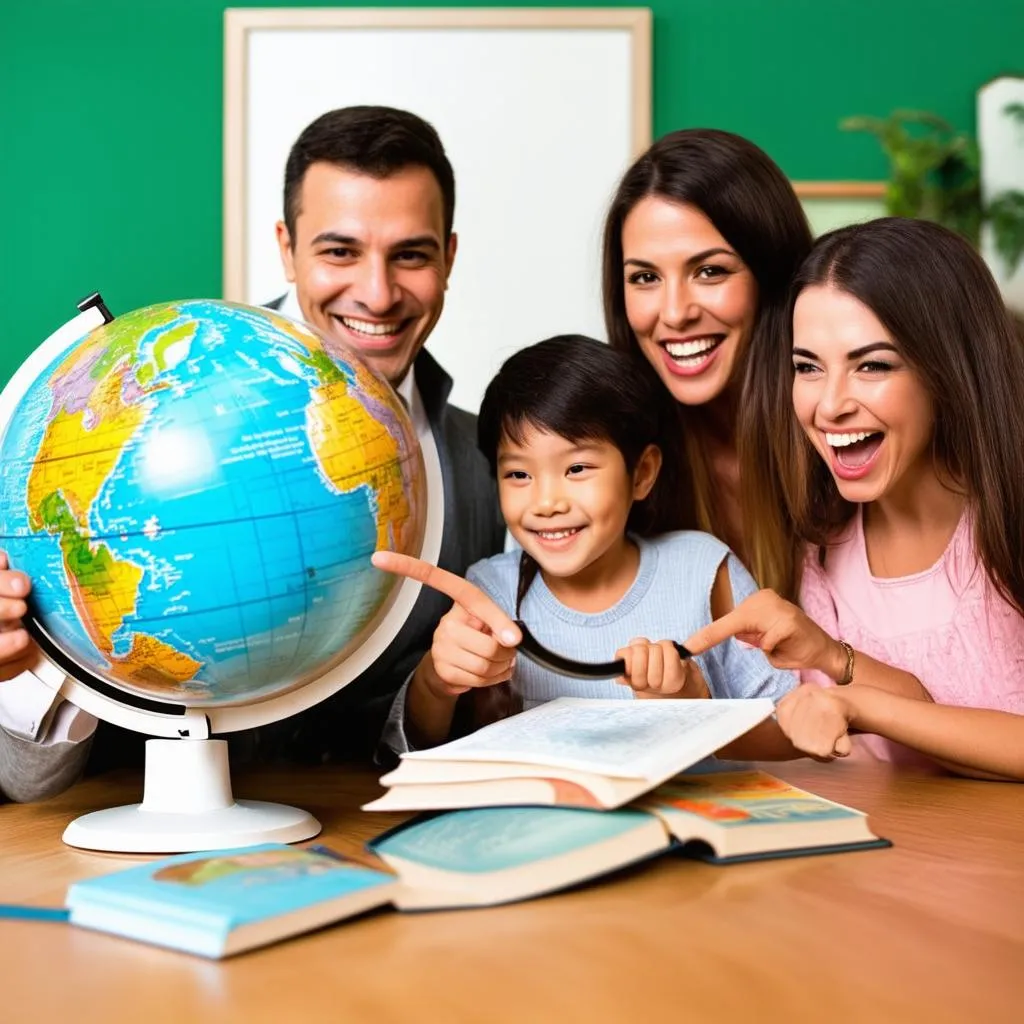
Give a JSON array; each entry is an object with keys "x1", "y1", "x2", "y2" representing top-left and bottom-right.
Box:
[
  {"x1": 379, "y1": 335, "x2": 795, "y2": 753},
  {"x1": 685, "y1": 218, "x2": 1024, "y2": 781}
]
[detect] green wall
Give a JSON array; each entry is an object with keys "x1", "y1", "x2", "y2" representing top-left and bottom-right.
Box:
[{"x1": 1, "y1": 0, "x2": 1019, "y2": 384}]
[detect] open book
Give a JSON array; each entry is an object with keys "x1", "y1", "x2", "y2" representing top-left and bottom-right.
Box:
[
  {"x1": 365, "y1": 697, "x2": 776, "y2": 812},
  {"x1": 370, "y1": 770, "x2": 890, "y2": 910}
]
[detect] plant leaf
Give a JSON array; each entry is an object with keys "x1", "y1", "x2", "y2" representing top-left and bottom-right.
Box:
[{"x1": 986, "y1": 191, "x2": 1024, "y2": 276}]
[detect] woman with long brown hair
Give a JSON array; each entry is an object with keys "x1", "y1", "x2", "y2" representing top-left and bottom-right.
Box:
[
  {"x1": 687, "y1": 218, "x2": 1024, "y2": 780},
  {"x1": 603, "y1": 128, "x2": 813, "y2": 598}
]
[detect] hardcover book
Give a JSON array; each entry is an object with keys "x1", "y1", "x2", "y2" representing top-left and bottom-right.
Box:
[{"x1": 66, "y1": 844, "x2": 398, "y2": 958}]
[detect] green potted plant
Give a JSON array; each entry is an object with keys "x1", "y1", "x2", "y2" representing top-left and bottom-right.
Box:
[{"x1": 842, "y1": 107, "x2": 1024, "y2": 276}]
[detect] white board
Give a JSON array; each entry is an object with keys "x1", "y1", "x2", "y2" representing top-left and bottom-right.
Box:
[{"x1": 224, "y1": 8, "x2": 651, "y2": 411}]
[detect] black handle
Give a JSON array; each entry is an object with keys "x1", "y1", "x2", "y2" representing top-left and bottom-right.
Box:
[{"x1": 514, "y1": 620, "x2": 692, "y2": 680}]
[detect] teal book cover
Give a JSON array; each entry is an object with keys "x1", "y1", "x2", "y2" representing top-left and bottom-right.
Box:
[
  {"x1": 67, "y1": 843, "x2": 397, "y2": 958},
  {"x1": 372, "y1": 805, "x2": 655, "y2": 873},
  {"x1": 369, "y1": 805, "x2": 668, "y2": 909}
]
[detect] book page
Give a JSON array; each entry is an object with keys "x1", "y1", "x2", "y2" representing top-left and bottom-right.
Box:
[{"x1": 402, "y1": 698, "x2": 774, "y2": 780}]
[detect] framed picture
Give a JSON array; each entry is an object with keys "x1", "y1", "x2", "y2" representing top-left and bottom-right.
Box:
[{"x1": 224, "y1": 7, "x2": 651, "y2": 411}]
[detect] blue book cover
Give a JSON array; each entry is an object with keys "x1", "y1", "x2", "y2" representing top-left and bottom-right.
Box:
[
  {"x1": 370, "y1": 805, "x2": 668, "y2": 909},
  {"x1": 67, "y1": 843, "x2": 397, "y2": 958}
]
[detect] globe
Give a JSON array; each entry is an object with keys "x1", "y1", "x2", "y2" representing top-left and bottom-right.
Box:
[{"x1": 0, "y1": 298, "x2": 426, "y2": 709}]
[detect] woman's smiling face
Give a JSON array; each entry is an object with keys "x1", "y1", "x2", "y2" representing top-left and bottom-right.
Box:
[
  {"x1": 791, "y1": 284, "x2": 937, "y2": 505},
  {"x1": 621, "y1": 197, "x2": 758, "y2": 407}
]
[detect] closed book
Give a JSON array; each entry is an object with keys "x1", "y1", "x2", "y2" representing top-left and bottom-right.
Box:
[
  {"x1": 365, "y1": 697, "x2": 776, "y2": 812},
  {"x1": 370, "y1": 770, "x2": 889, "y2": 909},
  {"x1": 66, "y1": 843, "x2": 398, "y2": 958}
]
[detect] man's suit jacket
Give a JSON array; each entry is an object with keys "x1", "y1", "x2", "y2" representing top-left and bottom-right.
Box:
[{"x1": 1, "y1": 341, "x2": 504, "y2": 799}]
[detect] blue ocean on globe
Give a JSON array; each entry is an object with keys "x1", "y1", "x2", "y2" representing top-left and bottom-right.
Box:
[{"x1": 0, "y1": 299, "x2": 425, "y2": 705}]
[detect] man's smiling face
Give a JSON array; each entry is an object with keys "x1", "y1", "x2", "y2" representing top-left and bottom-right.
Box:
[{"x1": 276, "y1": 161, "x2": 457, "y2": 386}]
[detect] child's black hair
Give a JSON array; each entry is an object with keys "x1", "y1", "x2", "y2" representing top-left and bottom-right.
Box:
[{"x1": 477, "y1": 334, "x2": 675, "y2": 615}]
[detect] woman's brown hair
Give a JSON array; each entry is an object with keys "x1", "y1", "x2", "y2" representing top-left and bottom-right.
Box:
[
  {"x1": 602, "y1": 128, "x2": 813, "y2": 598},
  {"x1": 750, "y1": 216, "x2": 1024, "y2": 614}
]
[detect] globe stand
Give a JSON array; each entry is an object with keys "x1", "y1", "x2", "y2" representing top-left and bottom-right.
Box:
[{"x1": 62, "y1": 739, "x2": 321, "y2": 854}]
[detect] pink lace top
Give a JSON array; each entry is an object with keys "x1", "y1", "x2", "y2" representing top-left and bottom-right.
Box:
[{"x1": 799, "y1": 509, "x2": 1024, "y2": 765}]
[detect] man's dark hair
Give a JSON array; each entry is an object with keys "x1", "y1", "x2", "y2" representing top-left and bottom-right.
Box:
[{"x1": 283, "y1": 105, "x2": 456, "y2": 241}]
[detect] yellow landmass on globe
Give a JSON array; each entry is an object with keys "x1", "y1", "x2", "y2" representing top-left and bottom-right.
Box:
[
  {"x1": 335, "y1": 347, "x2": 424, "y2": 550},
  {"x1": 306, "y1": 382, "x2": 410, "y2": 551},
  {"x1": 49, "y1": 303, "x2": 179, "y2": 384},
  {"x1": 113, "y1": 634, "x2": 203, "y2": 690},
  {"x1": 347, "y1": 357, "x2": 396, "y2": 406},
  {"x1": 27, "y1": 363, "x2": 146, "y2": 530},
  {"x1": 247, "y1": 312, "x2": 421, "y2": 552}
]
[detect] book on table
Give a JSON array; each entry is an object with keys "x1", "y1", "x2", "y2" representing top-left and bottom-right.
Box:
[
  {"x1": 364, "y1": 696, "x2": 778, "y2": 812},
  {"x1": 65, "y1": 844, "x2": 398, "y2": 958},
  {"x1": 369, "y1": 769, "x2": 890, "y2": 911}
]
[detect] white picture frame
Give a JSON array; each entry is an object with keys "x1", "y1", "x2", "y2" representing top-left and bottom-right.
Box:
[{"x1": 223, "y1": 7, "x2": 652, "y2": 411}]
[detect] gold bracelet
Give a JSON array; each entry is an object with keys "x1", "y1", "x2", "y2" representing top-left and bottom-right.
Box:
[{"x1": 836, "y1": 639, "x2": 855, "y2": 686}]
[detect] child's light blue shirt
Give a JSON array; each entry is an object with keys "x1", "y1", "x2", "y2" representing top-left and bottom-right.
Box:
[
  {"x1": 468, "y1": 531, "x2": 794, "y2": 708},
  {"x1": 381, "y1": 531, "x2": 795, "y2": 755}
]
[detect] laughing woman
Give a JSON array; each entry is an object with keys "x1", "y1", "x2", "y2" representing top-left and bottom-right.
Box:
[
  {"x1": 603, "y1": 129, "x2": 813, "y2": 598},
  {"x1": 686, "y1": 217, "x2": 1024, "y2": 780}
]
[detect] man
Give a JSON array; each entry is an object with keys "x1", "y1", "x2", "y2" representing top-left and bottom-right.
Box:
[{"x1": 0, "y1": 106, "x2": 505, "y2": 801}]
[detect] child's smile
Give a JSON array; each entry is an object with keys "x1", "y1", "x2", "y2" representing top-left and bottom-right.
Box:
[
  {"x1": 496, "y1": 424, "x2": 660, "y2": 612},
  {"x1": 531, "y1": 525, "x2": 584, "y2": 547}
]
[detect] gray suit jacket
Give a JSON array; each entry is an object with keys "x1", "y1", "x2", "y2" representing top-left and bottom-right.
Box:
[{"x1": 0, "y1": 343, "x2": 504, "y2": 799}]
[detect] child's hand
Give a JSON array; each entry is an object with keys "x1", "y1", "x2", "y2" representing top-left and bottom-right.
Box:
[
  {"x1": 775, "y1": 684, "x2": 856, "y2": 760},
  {"x1": 615, "y1": 638, "x2": 710, "y2": 698},
  {"x1": 420, "y1": 604, "x2": 518, "y2": 699},
  {"x1": 684, "y1": 589, "x2": 848, "y2": 681},
  {"x1": 371, "y1": 552, "x2": 522, "y2": 704}
]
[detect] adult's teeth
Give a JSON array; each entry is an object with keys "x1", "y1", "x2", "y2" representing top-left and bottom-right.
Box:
[
  {"x1": 826, "y1": 431, "x2": 881, "y2": 447},
  {"x1": 665, "y1": 338, "x2": 719, "y2": 358},
  {"x1": 340, "y1": 317, "x2": 401, "y2": 336}
]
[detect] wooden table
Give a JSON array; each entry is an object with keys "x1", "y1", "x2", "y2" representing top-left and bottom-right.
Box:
[{"x1": 1, "y1": 760, "x2": 1021, "y2": 1023}]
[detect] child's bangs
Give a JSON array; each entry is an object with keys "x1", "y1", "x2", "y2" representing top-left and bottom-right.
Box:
[{"x1": 499, "y1": 412, "x2": 611, "y2": 452}]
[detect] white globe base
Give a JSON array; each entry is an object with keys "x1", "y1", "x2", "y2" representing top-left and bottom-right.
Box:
[{"x1": 62, "y1": 738, "x2": 321, "y2": 854}]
